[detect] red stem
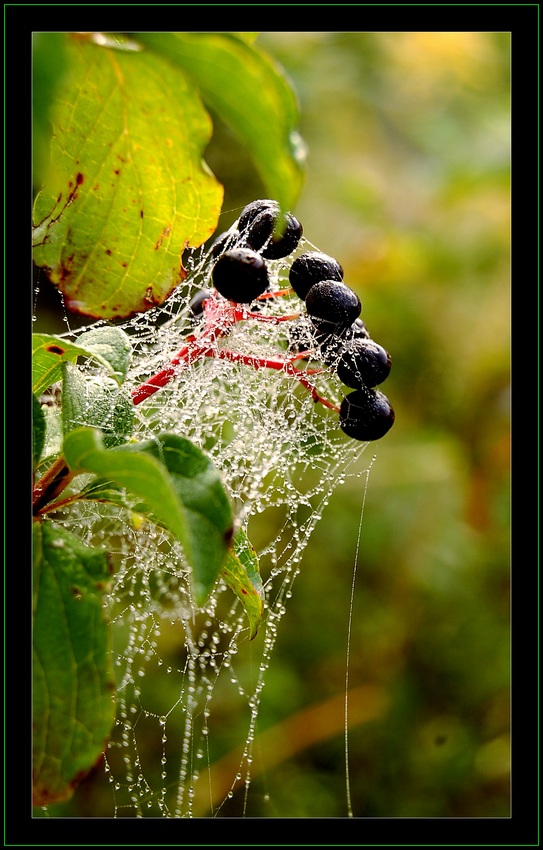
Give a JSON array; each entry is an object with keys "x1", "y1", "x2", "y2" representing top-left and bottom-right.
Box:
[
  {"x1": 131, "y1": 292, "x2": 338, "y2": 411},
  {"x1": 34, "y1": 291, "x2": 335, "y2": 511},
  {"x1": 210, "y1": 348, "x2": 339, "y2": 411}
]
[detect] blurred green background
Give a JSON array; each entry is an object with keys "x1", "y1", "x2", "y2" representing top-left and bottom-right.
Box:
[
  {"x1": 204, "y1": 31, "x2": 511, "y2": 818},
  {"x1": 37, "y1": 32, "x2": 511, "y2": 818}
]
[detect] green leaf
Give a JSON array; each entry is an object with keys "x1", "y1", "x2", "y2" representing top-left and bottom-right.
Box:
[
  {"x1": 33, "y1": 394, "x2": 47, "y2": 468},
  {"x1": 78, "y1": 478, "x2": 136, "y2": 510},
  {"x1": 63, "y1": 428, "x2": 233, "y2": 605},
  {"x1": 32, "y1": 34, "x2": 223, "y2": 319},
  {"x1": 221, "y1": 529, "x2": 264, "y2": 640},
  {"x1": 32, "y1": 520, "x2": 116, "y2": 806},
  {"x1": 231, "y1": 33, "x2": 260, "y2": 44},
  {"x1": 128, "y1": 433, "x2": 234, "y2": 605},
  {"x1": 33, "y1": 334, "x2": 84, "y2": 397},
  {"x1": 63, "y1": 427, "x2": 190, "y2": 543},
  {"x1": 61, "y1": 362, "x2": 134, "y2": 447},
  {"x1": 32, "y1": 327, "x2": 132, "y2": 397},
  {"x1": 135, "y1": 32, "x2": 306, "y2": 214},
  {"x1": 74, "y1": 326, "x2": 132, "y2": 382},
  {"x1": 32, "y1": 32, "x2": 71, "y2": 190}
]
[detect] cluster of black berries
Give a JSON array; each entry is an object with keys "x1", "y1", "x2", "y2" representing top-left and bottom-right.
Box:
[
  {"x1": 199, "y1": 199, "x2": 395, "y2": 442},
  {"x1": 288, "y1": 248, "x2": 395, "y2": 442},
  {"x1": 210, "y1": 198, "x2": 304, "y2": 302}
]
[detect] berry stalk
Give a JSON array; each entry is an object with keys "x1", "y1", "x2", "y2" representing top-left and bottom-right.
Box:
[{"x1": 131, "y1": 291, "x2": 333, "y2": 410}]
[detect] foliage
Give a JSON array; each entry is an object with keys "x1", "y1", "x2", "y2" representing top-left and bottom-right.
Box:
[
  {"x1": 32, "y1": 31, "x2": 304, "y2": 805},
  {"x1": 32, "y1": 31, "x2": 512, "y2": 821},
  {"x1": 32, "y1": 32, "x2": 304, "y2": 321}
]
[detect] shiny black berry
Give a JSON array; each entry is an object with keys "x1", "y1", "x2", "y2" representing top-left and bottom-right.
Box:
[
  {"x1": 238, "y1": 198, "x2": 303, "y2": 259},
  {"x1": 289, "y1": 251, "x2": 344, "y2": 300},
  {"x1": 238, "y1": 199, "x2": 278, "y2": 232},
  {"x1": 339, "y1": 388, "x2": 395, "y2": 441},
  {"x1": 262, "y1": 212, "x2": 302, "y2": 259},
  {"x1": 243, "y1": 208, "x2": 277, "y2": 251},
  {"x1": 305, "y1": 280, "x2": 361, "y2": 329},
  {"x1": 336, "y1": 339, "x2": 392, "y2": 389},
  {"x1": 212, "y1": 248, "x2": 269, "y2": 303}
]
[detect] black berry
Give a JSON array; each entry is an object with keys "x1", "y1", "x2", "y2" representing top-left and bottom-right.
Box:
[
  {"x1": 238, "y1": 198, "x2": 303, "y2": 259},
  {"x1": 260, "y1": 212, "x2": 303, "y2": 259},
  {"x1": 238, "y1": 199, "x2": 278, "y2": 232},
  {"x1": 212, "y1": 248, "x2": 269, "y2": 303},
  {"x1": 289, "y1": 251, "x2": 344, "y2": 300},
  {"x1": 339, "y1": 388, "x2": 395, "y2": 441},
  {"x1": 305, "y1": 280, "x2": 361, "y2": 329},
  {"x1": 336, "y1": 339, "x2": 392, "y2": 389},
  {"x1": 243, "y1": 209, "x2": 276, "y2": 251}
]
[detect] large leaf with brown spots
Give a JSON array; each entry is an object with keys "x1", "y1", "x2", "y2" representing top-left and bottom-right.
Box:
[
  {"x1": 32, "y1": 34, "x2": 223, "y2": 320},
  {"x1": 32, "y1": 33, "x2": 306, "y2": 321}
]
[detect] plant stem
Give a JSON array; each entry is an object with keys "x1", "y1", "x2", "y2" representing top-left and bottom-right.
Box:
[
  {"x1": 34, "y1": 292, "x2": 338, "y2": 512},
  {"x1": 33, "y1": 456, "x2": 74, "y2": 515},
  {"x1": 131, "y1": 291, "x2": 337, "y2": 410},
  {"x1": 210, "y1": 348, "x2": 340, "y2": 411}
]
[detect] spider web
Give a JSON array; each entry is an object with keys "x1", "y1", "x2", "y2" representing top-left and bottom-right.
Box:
[{"x1": 44, "y1": 231, "x2": 372, "y2": 818}]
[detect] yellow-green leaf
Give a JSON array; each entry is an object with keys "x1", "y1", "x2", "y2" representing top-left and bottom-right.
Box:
[
  {"x1": 32, "y1": 34, "x2": 223, "y2": 319},
  {"x1": 221, "y1": 529, "x2": 264, "y2": 639},
  {"x1": 33, "y1": 327, "x2": 132, "y2": 396},
  {"x1": 135, "y1": 32, "x2": 306, "y2": 214}
]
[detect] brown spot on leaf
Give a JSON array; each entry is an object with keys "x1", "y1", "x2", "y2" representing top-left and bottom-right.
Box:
[
  {"x1": 75, "y1": 172, "x2": 84, "y2": 185},
  {"x1": 154, "y1": 224, "x2": 172, "y2": 251},
  {"x1": 46, "y1": 344, "x2": 65, "y2": 355}
]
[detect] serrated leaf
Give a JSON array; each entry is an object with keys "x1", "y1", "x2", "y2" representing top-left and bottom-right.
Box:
[
  {"x1": 32, "y1": 34, "x2": 223, "y2": 319},
  {"x1": 63, "y1": 428, "x2": 233, "y2": 605},
  {"x1": 61, "y1": 362, "x2": 134, "y2": 447},
  {"x1": 33, "y1": 330, "x2": 131, "y2": 397},
  {"x1": 32, "y1": 520, "x2": 116, "y2": 806},
  {"x1": 221, "y1": 529, "x2": 264, "y2": 640},
  {"x1": 136, "y1": 32, "x2": 306, "y2": 214},
  {"x1": 33, "y1": 394, "x2": 47, "y2": 468}
]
